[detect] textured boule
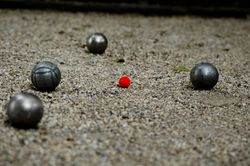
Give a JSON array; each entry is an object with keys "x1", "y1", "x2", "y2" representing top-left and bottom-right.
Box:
[{"x1": 31, "y1": 61, "x2": 61, "y2": 91}]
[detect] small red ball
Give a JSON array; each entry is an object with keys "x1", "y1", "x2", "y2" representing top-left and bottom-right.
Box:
[{"x1": 118, "y1": 76, "x2": 131, "y2": 88}]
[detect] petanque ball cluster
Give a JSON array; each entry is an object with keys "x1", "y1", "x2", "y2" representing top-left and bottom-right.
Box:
[{"x1": 5, "y1": 32, "x2": 219, "y2": 129}]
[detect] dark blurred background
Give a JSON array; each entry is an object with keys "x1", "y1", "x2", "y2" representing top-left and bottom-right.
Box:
[{"x1": 0, "y1": 0, "x2": 250, "y2": 17}]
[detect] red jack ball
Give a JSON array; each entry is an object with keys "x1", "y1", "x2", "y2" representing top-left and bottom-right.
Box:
[{"x1": 118, "y1": 76, "x2": 131, "y2": 88}]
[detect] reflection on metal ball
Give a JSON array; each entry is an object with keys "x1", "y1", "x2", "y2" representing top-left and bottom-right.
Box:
[
  {"x1": 86, "y1": 33, "x2": 108, "y2": 54},
  {"x1": 6, "y1": 92, "x2": 44, "y2": 128},
  {"x1": 190, "y1": 62, "x2": 219, "y2": 90}
]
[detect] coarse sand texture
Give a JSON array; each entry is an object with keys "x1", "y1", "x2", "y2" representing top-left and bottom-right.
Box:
[{"x1": 0, "y1": 10, "x2": 250, "y2": 166}]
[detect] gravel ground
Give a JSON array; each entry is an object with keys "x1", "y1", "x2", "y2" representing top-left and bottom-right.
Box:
[{"x1": 0, "y1": 9, "x2": 249, "y2": 166}]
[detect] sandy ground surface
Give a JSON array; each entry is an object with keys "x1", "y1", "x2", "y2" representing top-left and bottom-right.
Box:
[{"x1": 0, "y1": 9, "x2": 249, "y2": 166}]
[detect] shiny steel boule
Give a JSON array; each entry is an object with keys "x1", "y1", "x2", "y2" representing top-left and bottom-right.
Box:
[
  {"x1": 6, "y1": 92, "x2": 44, "y2": 128},
  {"x1": 86, "y1": 33, "x2": 108, "y2": 54},
  {"x1": 31, "y1": 61, "x2": 61, "y2": 91},
  {"x1": 190, "y1": 62, "x2": 219, "y2": 90}
]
